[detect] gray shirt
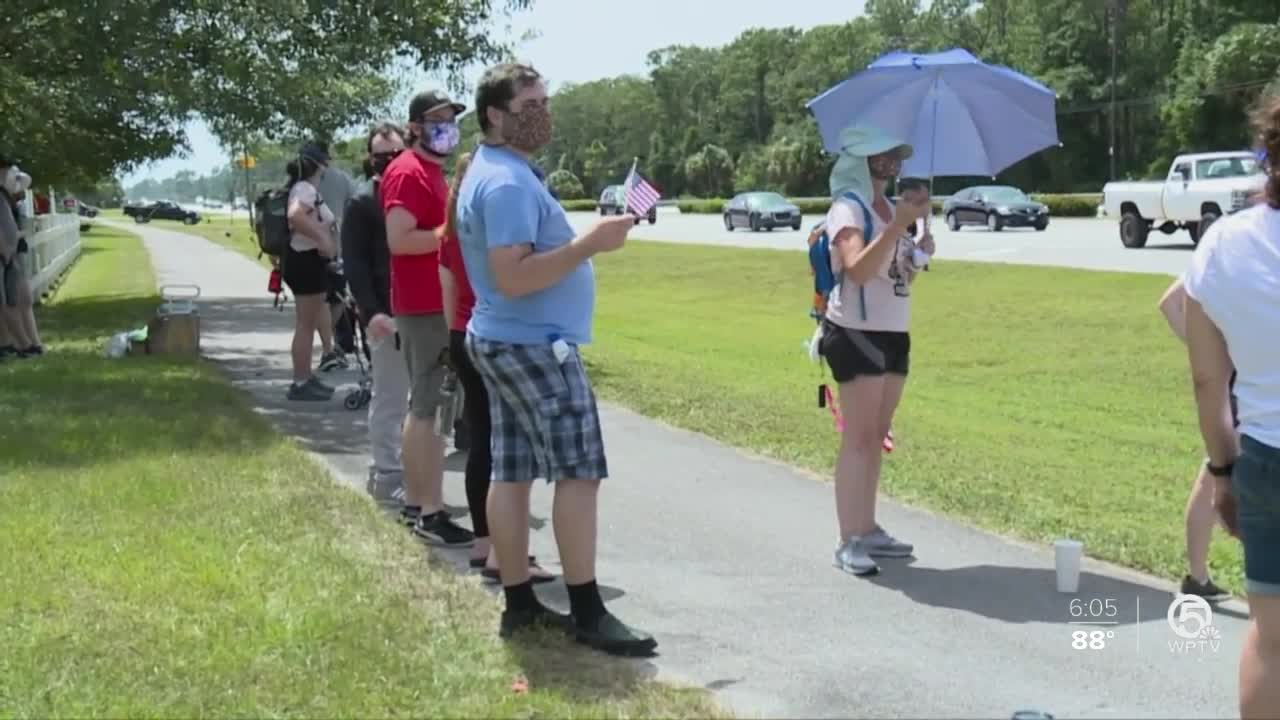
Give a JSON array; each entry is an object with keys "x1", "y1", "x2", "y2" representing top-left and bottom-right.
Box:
[
  {"x1": 0, "y1": 199, "x2": 18, "y2": 260},
  {"x1": 316, "y1": 167, "x2": 358, "y2": 234}
]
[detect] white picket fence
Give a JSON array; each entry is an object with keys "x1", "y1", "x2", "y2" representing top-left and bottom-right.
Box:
[{"x1": 24, "y1": 213, "x2": 81, "y2": 304}]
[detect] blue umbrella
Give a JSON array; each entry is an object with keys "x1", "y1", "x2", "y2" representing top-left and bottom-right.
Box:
[{"x1": 806, "y1": 48, "x2": 1060, "y2": 178}]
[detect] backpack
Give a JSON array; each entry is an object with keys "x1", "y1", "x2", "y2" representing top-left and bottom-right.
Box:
[
  {"x1": 806, "y1": 191, "x2": 894, "y2": 323},
  {"x1": 253, "y1": 187, "x2": 291, "y2": 259}
]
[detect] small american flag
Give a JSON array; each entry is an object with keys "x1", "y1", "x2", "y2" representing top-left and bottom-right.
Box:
[{"x1": 624, "y1": 159, "x2": 661, "y2": 216}]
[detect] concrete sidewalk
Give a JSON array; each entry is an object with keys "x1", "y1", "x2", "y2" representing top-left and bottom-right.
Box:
[{"x1": 124, "y1": 219, "x2": 1244, "y2": 719}]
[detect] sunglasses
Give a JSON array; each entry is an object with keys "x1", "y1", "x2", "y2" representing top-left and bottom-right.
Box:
[{"x1": 372, "y1": 149, "x2": 404, "y2": 163}]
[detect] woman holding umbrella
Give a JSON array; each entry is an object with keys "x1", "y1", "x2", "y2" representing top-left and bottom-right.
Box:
[{"x1": 818, "y1": 122, "x2": 933, "y2": 577}]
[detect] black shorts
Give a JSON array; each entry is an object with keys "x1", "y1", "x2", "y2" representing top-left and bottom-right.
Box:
[
  {"x1": 819, "y1": 320, "x2": 910, "y2": 383},
  {"x1": 1230, "y1": 370, "x2": 1240, "y2": 429},
  {"x1": 282, "y1": 247, "x2": 329, "y2": 297}
]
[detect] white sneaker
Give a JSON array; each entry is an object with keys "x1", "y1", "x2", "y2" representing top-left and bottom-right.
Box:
[
  {"x1": 865, "y1": 525, "x2": 914, "y2": 557},
  {"x1": 834, "y1": 537, "x2": 880, "y2": 576}
]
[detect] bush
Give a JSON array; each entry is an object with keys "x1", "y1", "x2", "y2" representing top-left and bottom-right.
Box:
[
  {"x1": 1033, "y1": 194, "x2": 1101, "y2": 217},
  {"x1": 561, "y1": 199, "x2": 597, "y2": 212},
  {"x1": 675, "y1": 199, "x2": 727, "y2": 214},
  {"x1": 547, "y1": 169, "x2": 586, "y2": 200}
]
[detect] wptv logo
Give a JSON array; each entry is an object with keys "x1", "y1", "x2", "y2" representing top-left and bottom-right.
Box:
[{"x1": 1167, "y1": 595, "x2": 1222, "y2": 654}]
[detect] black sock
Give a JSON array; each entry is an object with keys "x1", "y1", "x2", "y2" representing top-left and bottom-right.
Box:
[
  {"x1": 566, "y1": 579, "x2": 607, "y2": 625},
  {"x1": 503, "y1": 580, "x2": 539, "y2": 613}
]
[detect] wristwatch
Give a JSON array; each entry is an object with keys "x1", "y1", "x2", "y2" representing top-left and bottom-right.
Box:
[{"x1": 1205, "y1": 458, "x2": 1235, "y2": 478}]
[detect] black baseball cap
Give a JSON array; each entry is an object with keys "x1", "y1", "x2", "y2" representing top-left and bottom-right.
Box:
[
  {"x1": 408, "y1": 90, "x2": 466, "y2": 122},
  {"x1": 298, "y1": 141, "x2": 330, "y2": 165}
]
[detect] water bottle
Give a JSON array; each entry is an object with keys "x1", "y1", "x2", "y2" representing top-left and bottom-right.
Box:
[{"x1": 435, "y1": 370, "x2": 460, "y2": 438}]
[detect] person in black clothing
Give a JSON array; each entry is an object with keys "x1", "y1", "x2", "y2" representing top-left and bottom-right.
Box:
[{"x1": 342, "y1": 123, "x2": 411, "y2": 502}]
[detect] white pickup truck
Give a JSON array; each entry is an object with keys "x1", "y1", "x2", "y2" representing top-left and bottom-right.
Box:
[{"x1": 1101, "y1": 151, "x2": 1264, "y2": 248}]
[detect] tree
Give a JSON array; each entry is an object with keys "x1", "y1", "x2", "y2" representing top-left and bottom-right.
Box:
[
  {"x1": 683, "y1": 145, "x2": 735, "y2": 197},
  {"x1": 0, "y1": 0, "x2": 533, "y2": 188}
]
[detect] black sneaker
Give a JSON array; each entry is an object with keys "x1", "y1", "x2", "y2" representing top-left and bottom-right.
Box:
[
  {"x1": 413, "y1": 511, "x2": 475, "y2": 548},
  {"x1": 500, "y1": 602, "x2": 572, "y2": 639},
  {"x1": 0, "y1": 345, "x2": 16, "y2": 358},
  {"x1": 1181, "y1": 575, "x2": 1231, "y2": 601},
  {"x1": 318, "y1": 350, "x2": 348, "y2": 372},
  {"x1": 572, "y1": 612, "x2": 658, "y2": 657},
  {"x1": 19, "y1": 345, "x2": 44, "y2": 357},
  {"x1": 287, "y1": 376, "x2": 334, "y2": 402}
]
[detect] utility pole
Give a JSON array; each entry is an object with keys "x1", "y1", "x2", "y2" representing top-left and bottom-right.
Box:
[{"x1": 1109, "y1": 0, "x2": 1119, "y2": 181}]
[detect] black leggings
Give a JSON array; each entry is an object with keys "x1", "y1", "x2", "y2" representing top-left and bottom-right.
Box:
[{"x1": 450, "y1": 330, "x2": 492, "y2": 538}]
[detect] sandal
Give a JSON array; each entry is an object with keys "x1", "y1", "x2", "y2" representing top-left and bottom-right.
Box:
[
  {"x1": 470, "y1": 554, "x2": 535, "y2": 569},
  {"x1": 481, "y1": 556, "x2": 556, "y2": 584}
]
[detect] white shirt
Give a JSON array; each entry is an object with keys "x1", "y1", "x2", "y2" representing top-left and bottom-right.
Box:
[
  {"x1": 1183, "y1": 203, "x2": 1280, "y2": 449},
  {"x1": 823, "y1": 192, "x2": 916, "y2": 333},
  {"x1": 288, "y1": 180, "x2": 336, "y2": 253}
]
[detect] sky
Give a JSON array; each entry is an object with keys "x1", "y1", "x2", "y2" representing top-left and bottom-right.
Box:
[{"x1": 121, "y1": 0, "x2": 868, "y2": 187}]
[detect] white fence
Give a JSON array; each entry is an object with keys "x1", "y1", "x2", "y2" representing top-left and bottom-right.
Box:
[{"x1": 23, "y1": 213, "x2": 81, "y2": 304}]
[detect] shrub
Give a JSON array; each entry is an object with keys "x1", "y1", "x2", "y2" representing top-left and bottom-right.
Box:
[
  {"x1": 675, "y1": 199, "x2": 727, "y2": 214},
  {"x1": 1033, "y1": 194, "x2": 1101, "y2": 217},
  {"x1": 547, "y1": 169, "x2": 586, "y2": 200},
  {"x1": 560, "y1": 199, "x2": 598, "y2": 212}
]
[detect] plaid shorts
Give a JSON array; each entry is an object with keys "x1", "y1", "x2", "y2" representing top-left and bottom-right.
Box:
[{"x1": 464, "y1": 333, "x2": 608, "y2": 484}]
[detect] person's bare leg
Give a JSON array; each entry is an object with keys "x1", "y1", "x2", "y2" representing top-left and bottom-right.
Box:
[
  {"x1": 835, "y1": 376, "x2": 887, "y2": 540},
  {"x1": 291, "y1": 294, "x2": 322, "y2": 383},
  {"x1": 317, "y1": 305, "x2": 334, "y2": 354},
  {"x1": 1186, "y1": 465, "x2": 1218, "y2": 583},
  {"x1": 1240, "y1": 594, "x2": 1280, "y2": 719},
  {"x1": 552, "y1": 478, "x2": 600, "y2": 585},
  {"x1": 401, "y1": 414, "x2": 430, "y2": 509},
  {"x1": 869, "y1": 374, "x2": 908, "y2": 523},
  {"x1": 489, "y1": 482, "x2": 533, "y2": 586}
]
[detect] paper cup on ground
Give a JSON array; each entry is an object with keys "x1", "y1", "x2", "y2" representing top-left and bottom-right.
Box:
[{"x1": 1054, "y1": 539, "x2": 1083, "y2": 593}]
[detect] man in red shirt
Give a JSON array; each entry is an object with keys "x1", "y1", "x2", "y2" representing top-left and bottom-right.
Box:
[{"x1": 381, "y1": 90, "x2": 475, "y2": 547}]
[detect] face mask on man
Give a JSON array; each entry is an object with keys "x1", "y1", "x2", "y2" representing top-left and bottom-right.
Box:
[
  {"x1": 422, "y1": 121, "x2": 461, "y2": 156},
  {"x1": 501, "y1": 105, "x2": 553, "y2": 153}
]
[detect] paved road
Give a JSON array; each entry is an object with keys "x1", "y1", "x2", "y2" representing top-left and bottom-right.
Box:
[
  {"x1": 566, "y1": 209, "x2": 1197, "y2": 277},
  {"x1": 123, "y1": 219, "x2": 1243, "y2": 719}
]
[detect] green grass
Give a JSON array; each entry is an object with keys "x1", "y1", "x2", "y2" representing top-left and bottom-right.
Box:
[
  {"x1": 0, "y1": 225, "x2": 724, "y2": 719},
  {"x1": 586, "y1": 241, "x2": 1239, "y2": 592}
]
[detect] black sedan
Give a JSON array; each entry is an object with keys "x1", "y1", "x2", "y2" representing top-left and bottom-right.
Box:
[
  {"x1": 723, "y1": 191, "x2": 802, "y2": 232},
  {"x1": 942, "y1": 185, "x2": 1049, "y2": 232}
]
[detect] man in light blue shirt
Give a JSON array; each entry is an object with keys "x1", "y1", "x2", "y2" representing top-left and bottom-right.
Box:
[{"x1": 456, "y1": 62, "x2": 655, "y2": 657}]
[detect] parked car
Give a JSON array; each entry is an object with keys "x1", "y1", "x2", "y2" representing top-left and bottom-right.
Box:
[
  {"x1": 597, "y1": 184, "x2": 657, "y2": 225},
  {"x1": 77, "y1": 203, "x2": 100, "y2": 218},
  {"x1": 122, "y1": 200, "x2": 201, "y2": 225},
  {"x1": 722, "y1": 191, "x2": 802, "y2": 232},
  {"x1": 942, "y1": 185, "x2": 1048, "y2": 232},
  {"x1": 1101, "y1": 151, "x2": 1264, "y2": 248}
]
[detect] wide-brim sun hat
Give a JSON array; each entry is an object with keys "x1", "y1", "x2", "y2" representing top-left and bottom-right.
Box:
[{"x1": 837, "y1": 122, "x2": 913, "y2": 159}]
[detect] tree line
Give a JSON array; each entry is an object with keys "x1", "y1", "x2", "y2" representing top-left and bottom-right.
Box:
[
  {"x1": 125, "y1": 0, "x2": 1279, "y2": 204},
  {"x1": 536, "y1": 0, "x2": 1280, "y2": 200}
]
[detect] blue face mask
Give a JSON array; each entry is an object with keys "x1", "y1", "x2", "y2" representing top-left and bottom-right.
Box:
[{"x1": 423, "y1": 121, "x2": 460, "y2": 156}]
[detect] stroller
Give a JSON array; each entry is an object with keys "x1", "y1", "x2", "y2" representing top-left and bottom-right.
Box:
[{"x1": 325, "y1": 261, "x2": 374, "y2": 411}]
